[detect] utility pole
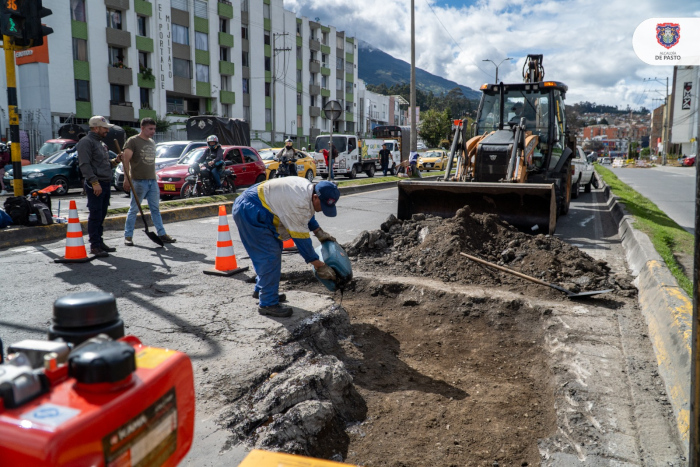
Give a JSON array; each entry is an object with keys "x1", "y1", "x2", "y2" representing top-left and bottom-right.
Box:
[
  {"x1": 691, "y1": 65, "x2": 700, "y2": 467},
  {"x1": 272, "y1": 32, "x2": 290, "y2": 146},
  {"x1": 409, "y1": 0, "x2": 416, "y2": 153},
  {"x1": 644, "y1": 77, "x2": 671, "y2": 165}
]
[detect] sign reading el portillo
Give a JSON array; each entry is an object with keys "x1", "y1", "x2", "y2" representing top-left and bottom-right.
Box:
[{"x1": 633, "y1": 18, "x2": 700, "y2": 65}]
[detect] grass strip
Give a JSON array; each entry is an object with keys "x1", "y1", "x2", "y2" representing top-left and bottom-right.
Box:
[
  {"x1": 595, "y1": 164, "x2": 693, "y2": 296},
  {"x1": 107, "y1": 193, "x2": 237, "y2": 215}
]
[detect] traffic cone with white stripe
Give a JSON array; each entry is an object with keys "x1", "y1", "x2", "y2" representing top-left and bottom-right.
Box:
[
  {"x1": 203, "y1": 205, "x2": 249, "y2": 276},
  {"x1": 54, "y1": 200, "x2": 95, "y2": 263}
]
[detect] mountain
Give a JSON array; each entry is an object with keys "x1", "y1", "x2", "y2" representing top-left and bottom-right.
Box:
[{"x1": 358, "y1": 41, "x2": 480, "y2": 100}]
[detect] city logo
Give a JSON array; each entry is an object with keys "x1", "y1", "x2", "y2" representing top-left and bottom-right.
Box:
[
  {"x1": 656, "y1": 23, "x2": 680, "y2": 49},
  {"x1": 682, "y1": 82, "x2": 692, "y2": 110}
]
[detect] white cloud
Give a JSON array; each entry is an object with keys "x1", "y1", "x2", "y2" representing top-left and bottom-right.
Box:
[{"x1": 285, "y1": 0, "x2": 698, "y2": 108}]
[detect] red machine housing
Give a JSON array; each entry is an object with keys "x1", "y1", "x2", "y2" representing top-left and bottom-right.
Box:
[{"x1": 0, "y1": 336, "x2": 195, "y2": 466}]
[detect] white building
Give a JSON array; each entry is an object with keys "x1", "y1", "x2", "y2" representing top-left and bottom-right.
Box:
[
  {"x1": 356, "y1": 79, "x2": 408, "y2": 137},
  {"x1": 0, "y1": 0, "x2": 358, "y2": 151},
  {"x1": 670, "y1": 66, "x2": 699, "y2": 156}
]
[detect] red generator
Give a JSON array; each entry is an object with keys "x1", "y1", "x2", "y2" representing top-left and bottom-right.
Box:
[{"x1": 0, "y1": 292, "x2": 195, "y2": 466}]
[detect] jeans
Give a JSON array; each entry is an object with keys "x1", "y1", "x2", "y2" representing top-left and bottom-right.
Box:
[
  {"x1": 211, "y1": 167, "x2": 222, "y2": 187},
  {"x1": 381, "y1": 162, "x2": 388, "y2": 176},
  {"x1": 85, "y1": 180, "x2": 111, "y2": 248},
  {"x1": 124, "y1": 179, "x2": 166, "y2": 238}
]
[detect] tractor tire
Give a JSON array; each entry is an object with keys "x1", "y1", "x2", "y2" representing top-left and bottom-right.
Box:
[
  {"x1": 571, "y1": 177, "x2": 580, "y2": 199},
  {"x1": 559, "y1": 164, "x2": 572, "y2": 216}
]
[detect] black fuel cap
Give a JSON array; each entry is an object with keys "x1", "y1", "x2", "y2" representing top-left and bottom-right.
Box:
[
  {"x1": 68, "y1": 338, "x2": 136, "y2": 384},
  {"x1": 53, "y1": 292, "x2": 119, "y2": 328}
]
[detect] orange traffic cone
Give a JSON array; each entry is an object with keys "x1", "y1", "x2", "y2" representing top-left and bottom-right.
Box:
[
  {"x1": 54, "y1": 200, "x2": 95, "y2": 263},
  {"x1": 282, "y1": 237, "x2": 297, "y2": 253},
  {"x1": 204, "y1": 205, "x2": 249, "y2": 276}
]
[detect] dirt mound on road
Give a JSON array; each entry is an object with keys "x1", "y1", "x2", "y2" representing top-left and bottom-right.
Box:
[{"x1": 344, "y1": 208, "x2": 634, "y2": 300}]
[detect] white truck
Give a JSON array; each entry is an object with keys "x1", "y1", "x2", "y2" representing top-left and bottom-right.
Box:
[
  {"x1": 361, "y1": 139, "x2": 402, "y2": 175},
  {"x1": 312, "y1": 134, "x2": 366, "y2": 178},
  {"x1": 571, "y1": 146, "x2": 596, "y2": 198}
]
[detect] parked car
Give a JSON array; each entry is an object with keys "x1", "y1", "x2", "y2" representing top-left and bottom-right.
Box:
[
  {"x1": 3, "y1": 148, "x2": 118, "y2": 195},
  {"x1": 599, "y1": 157, "x2": 612, "y2": 165},
  {"x1": 114, "y1": 141, "x2": 207, "y2": 191},
  {"x1": 36, "y1": 139, "x2": 78, "y2": 162},
  {"x1": 418, "y1": 150, "x2": 450, "y2": 171},
  {"x1": 258, "y1": 148, "x2": 317, "y2": 181},
  {"x1": 571, "y1": 146, "x2": 596, "y2": 198},
  {"x1": 156, "y1": 145, "x2": 266, "y2": 198},
  {"x1": 682, "y1": 155, "x2": 696, "y2": 167}
]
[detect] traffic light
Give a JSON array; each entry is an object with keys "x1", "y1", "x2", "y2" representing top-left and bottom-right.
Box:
[
  {"x1": 0, "y1": 0, "x2": 26, "y2": 39},
  {"x1": 15, "y1": 0, "x2": 52, "y2": 48}
]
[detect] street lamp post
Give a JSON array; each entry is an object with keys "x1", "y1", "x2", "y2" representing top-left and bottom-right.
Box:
[{"x1": 482, "y1": 58, "x2": 513, "y2": 84}]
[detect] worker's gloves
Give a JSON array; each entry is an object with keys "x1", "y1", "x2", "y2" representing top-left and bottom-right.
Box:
[
  {"x1": 315, "y1": 228, "x2": 336, "y2": 243},
  {"x1": 316, "y1": 264, "x2": 337, "y2": 281}
]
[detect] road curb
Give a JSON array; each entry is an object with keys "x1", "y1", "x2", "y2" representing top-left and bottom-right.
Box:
[{"x1": 604, "y1": 182, "x2": 691, "y2": 453}]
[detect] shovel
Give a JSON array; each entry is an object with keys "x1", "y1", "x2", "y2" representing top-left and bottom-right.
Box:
[
  {"x1": 459, "y1": 252, "x2": 613, "y2": 298},
  {"x1": 115, "y1": 140, "x2": 164, "y2": 247}
]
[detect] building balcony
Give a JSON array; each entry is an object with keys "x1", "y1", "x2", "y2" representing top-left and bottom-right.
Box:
[
  {"x1": 134, "y1": 0, "x2": 152, "y2": 16},
  {"x1": 336, "y1": 47, "x2": 344, "y2": 59},
  {"x1": 219, "y1": 60, "x2": 234, "y2": 76},
  {"x1": 220, "y1": 90, "x2": 235, "y2": 104},
  {"x1": 105, "y1": 0, "x2": 130, "y2": 10},
  {"x1": 309, "y1": 60, "x2": 320, "y2": 73},
  {"x1": 137, "y1": 71, "x2": 156, "y2": 89},
  {"x1": 106, "y1": 28, "x2": 131, "y2": 48},
  {"x1": 139, "y1": 108, "x2": 157, "y2": 120},
  {"x1": 320, "y1": 44, "x2": 331, "y2": 55},
  {"x1": 309, "y1": 84, "x2": 320, "y2": 96},
  {"x1": 309, "y1": 39, "x2": 320, "y2": 52},
  {"x1": 309, "y1": 106, "x2": 321, "y2": 117},
  {"x1": 217, "y1": 0, "x2": 233, "y2": 19},
  {"x1": 320, "y1": 88, "x2": 330, "y2": 98},
  {"x1": 219, "y1": 31, "x2": 233, "y2": 48},
  {"x1": 110, "y1": 101, "x2": 134, "y2": 121},
  {"x1": 108, "y1": 66, "x2": 133, "y2": 86},
  {"x1": 136, "y1": 35, "x2": 154, "y2": 52},
  {"x1": 196, "y1": 81, "x2": 211, "y2": 97},
  {"x1": 320, "y1": 66, "x2": 331, "y2": 76},
  {"x1": 174, "y1": 77, "x2": 191, "y2": 94}
]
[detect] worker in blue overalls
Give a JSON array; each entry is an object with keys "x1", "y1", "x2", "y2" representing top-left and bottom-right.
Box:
[{"x1": 232, "y1": 177, "x2": 340, "y2": 318}]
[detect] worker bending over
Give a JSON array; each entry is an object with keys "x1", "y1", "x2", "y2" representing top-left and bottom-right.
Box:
[{"x1": 233, "y1": 177, "x2": 339, "y2": 318}]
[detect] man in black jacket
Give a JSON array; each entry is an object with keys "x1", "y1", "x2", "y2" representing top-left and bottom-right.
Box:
[{"x1": 379, "y1": 143, "x2": 391, "y2": 176}]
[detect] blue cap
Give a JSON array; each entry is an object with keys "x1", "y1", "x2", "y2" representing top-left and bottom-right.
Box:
[{"x1": 314, "y1": 181, "x2": 340, "y2": 217}]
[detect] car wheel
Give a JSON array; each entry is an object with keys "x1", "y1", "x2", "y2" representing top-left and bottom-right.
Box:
[
  {"x1": 571, "y1": 177, "x2": 580, "y2": 199},
  {"x1": 584, "y1": 176, "x2": 594, "y2": 193},
  {"x1": 268, "y1": 169, "x2": 276, "y2": 180},
  {"x1": 51, "y1": 176, "x2": 69, "y2": 196},
  {"x1": 255, "y1": 174, "x2": 266, "y2": 184},
  {"x1": 365, "y1": 165, "x2": 375, "y2": 178},
  {"x1": 347, "y1": 165, "x2": 357, "y2": 179},
  {"x1": 305, "y1": 169, "x2": 314, "y2": 182}
]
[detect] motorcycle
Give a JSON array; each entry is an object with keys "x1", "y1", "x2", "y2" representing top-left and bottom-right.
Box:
[{"x1": 180, "y1": 162, "x2": 236, "y2": 198}]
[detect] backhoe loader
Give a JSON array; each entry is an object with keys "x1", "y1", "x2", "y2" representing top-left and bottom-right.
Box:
[{"x1": 397, "y1": 55, "x2": 575, "y2": 234}]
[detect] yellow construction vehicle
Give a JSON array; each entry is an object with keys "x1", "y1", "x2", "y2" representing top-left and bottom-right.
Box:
[{"x1": 397, "y1": 55, "x2": 575, "y2": 234}]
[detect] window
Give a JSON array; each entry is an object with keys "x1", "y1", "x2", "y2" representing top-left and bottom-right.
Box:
[
  {"x1": 221, "y1": 104, "x2": 230, "y2": 117},
  {"x1": 321, "y1": 54, "x2": 327, "y2": 67},
  {"x1": 296, "y1": 22, "x2": 301, "y2": 36},
  {"x1": 108, "y1": 47, "x2": 125, "y2": 67},
  {"x1": 227, "y1": 149, "x2": 243, "y2": 164},
  {"x1": 110, "y1": 85, "x2": 126, "y2": 104},
  {"x1": 263, "y1": 3, "x2": 270, "y2": 18},
  {"x1": 173, "y1": 58, "x2": 191, "y2": 78},
  {"x1": 296, "y1": 46, "x2": 302, "y2": 60},
  {"x1": 70, "y1": 0, "x2": 85, "y2": 21},
  {"x1": 196, "y1": 64, "x2": 210, "y2": 83},
  {"x1": 139, "y1": 51, "x2": 149, "y2": 69},
  {"x1": 242, "y1": 78, "x2": 249, "y2": 94},
  {"x1": 321, "y1": 76, "x2": 327, "y2": 88},
  {"x1": 336, "y1": 78, "x2": 343, "y2": 91},
  {"x1": 72, "y1": 38, "x2": 87, "y2": 61},
  {"x1": 172, "y1": 24, "x2": 189, "y2": 45},
  {"x1": 241, "y1": 26, "x2": 248, "y2": 40},
  {"x1": 220, "y1": 75, "x2": 230, "y2": 91},
  {"x1": 322, "y1": 32, "x2": 328, "y2": 45},
  {"x1": 219, "y1": 18, "x2": 228, "y2": 33},
  {"x1": 336, "y1": 57, "x2": 343, "y2": 70},
  {"x1": 264, "y1": 57, "x2": 270, "y2": 72},
  {"x1": 241, "y1": 0, "x2": 249, "y2": 12},
  {"x1": 310, "y1": 50, "x2": 316, "y2": 61},
  {"x1": 242, "y1": 51, "x2": 249, "y2": 67},
  {"x1": 194, "y1": 0, "x2": 208, "y2": 18},
  {"x1": 195, "y1": 32, "x2": 208, "y2": 51},
  {"x1": 297, "y1": 92, "x2": 302, "y2": 105},
  {"x1": 140, "y1": 88, "x2": 151, "y2": 109},
  {"x1": 310, "y1": 95, "x2": 316, "y2": 106},
  {"x1": 241, "y1": 148, "x2": 259, "y2": 163},
  {"x1": 167, "y1": 96, "x2": 185, "y2": 113},
  {"x1": 106, "y1": 9, "x2": 122, "y2": 29},
  {"x1": 296, "y1": 69, "x2": 302, "y2": 82},
  {"x1": 346, "y1": 82, "x2": 353, "y2": 94},
  {"x1": 265, "y1": 82, "x2": 270, "y2": 97},
  {"x1": 297, "y1": 115, "x2": 302, "y2": 128},
  {"x1": 243, "y1": 106, "x2": 250, "y2": 121},
  {"x1": 264, "y1": 31, "x2": 271, "y2": 45},
  {"x1": 220, "y1": 47, "x2": 229, "y2": 61},
  {"x1": 137, "y1": 16, "x2": 147, "y2": 37},
  {"x1": 265, "y1": 109, "x2": 271, "y2": 123},
  {"x1": 75, "y1": 80, "x2": 90, "y2": 101},
  {"x1": 171, "y1": 0, "x2": 188, "y2": 10},
  {"x1": 346, "y1": 61, "x2": 353, "y2": 73},
  {"x1": 337, "y1": 39, "x2": 344, "y2": 51},
  {"x1": 346, "y1": 101, "x2": 352, "y2": 112}
]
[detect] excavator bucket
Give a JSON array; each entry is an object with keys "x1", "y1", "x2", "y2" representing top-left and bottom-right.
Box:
[{"x1": 397, "y1": 181, "x2": 557, "y2": 234}]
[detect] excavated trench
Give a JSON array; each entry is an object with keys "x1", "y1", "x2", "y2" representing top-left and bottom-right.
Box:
[{"x1": 221, "y1": 275, "x2": 557, "y2": 466}]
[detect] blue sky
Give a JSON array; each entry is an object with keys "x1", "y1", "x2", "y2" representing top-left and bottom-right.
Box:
[{"x1": 284, "y1": 0, "x2": 700, "y2": 107}]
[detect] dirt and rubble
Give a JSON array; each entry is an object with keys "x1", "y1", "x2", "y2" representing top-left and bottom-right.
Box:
[{"x1": 343, "y1": 208, "x2": 636, "y2": 300}]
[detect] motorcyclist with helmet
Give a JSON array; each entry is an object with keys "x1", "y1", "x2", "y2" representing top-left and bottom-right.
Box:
[
  {"x1": 205, "y1": 135, "x2": 224, "y2": 190},
  {"x1": 276, "y1": 138, "x2": 298, "y2": 177}
]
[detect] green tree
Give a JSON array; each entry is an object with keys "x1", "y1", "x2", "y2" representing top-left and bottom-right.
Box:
[
  {"x1": 419, "y1": 109, "x2": 452, "y2": 148},
  {"x1": 153, "y1": 114, "x2": 172, "y2": 134}
]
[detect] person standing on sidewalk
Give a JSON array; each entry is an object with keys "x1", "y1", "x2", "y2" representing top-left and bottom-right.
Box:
[
  {"x1": 122, "y1": 117, "x2": 176, "y2": 246},
  {"x1": 77, "y1": 116, "x2": 122, "y2": 257},
  {"x1": 379, "y1": 143, "x2": 391, "y2": 176}
]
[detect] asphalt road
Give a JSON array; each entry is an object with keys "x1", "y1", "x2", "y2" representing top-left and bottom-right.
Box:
[{"x1": 610, "y1": 165, "x2": 696, "y2": 234}]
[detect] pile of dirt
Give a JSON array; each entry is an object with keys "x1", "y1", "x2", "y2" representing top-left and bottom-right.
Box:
[{"x1": 344, "y1": 208, "x2": 635, "y2": 299}]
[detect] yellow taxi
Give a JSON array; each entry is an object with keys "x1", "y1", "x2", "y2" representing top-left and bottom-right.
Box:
[
  {"x1": 258, "y1": 148, "x2": 317, "y2": 181},
  {"x1": 418, "y1": 149, "x2": 450, "y2": 171}
]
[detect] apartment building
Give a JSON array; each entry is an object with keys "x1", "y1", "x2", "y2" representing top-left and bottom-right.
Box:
[{"x1": 0, "y1": 0, "x2": 358, "y2": 149}]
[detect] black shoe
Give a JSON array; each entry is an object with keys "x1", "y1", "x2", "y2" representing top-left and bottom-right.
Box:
[
  {"x1": 90, "y1": 247, "x2": 109, "y2": 258},
  {"x1": 100, "y1": 244, "x2": 117, "y2": 253},
  {"x1": 252, "y1": 291, "x2": 286, "y2": 302},
  {"x1": 258, "y1": 304, "x2": 293, "y2": 318}
]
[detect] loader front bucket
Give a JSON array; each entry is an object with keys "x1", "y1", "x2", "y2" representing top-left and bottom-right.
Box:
[{"x1": 397, "y1": 181, "x2": 557, "y2": 234}]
